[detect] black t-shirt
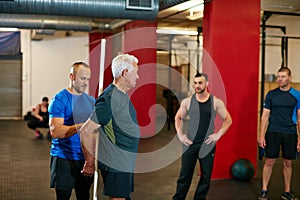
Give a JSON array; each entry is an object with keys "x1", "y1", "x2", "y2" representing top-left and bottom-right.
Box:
[
  {"x1": 264, "y1": 87, "x2": 300, "y2": 134},
  {"x1": 194, "y1": 96, "x2": 212, "y2": 143}
]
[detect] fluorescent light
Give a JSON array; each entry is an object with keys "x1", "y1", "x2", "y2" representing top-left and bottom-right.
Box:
[
  {"x1": 156, "y1": 28, "x2": 198, "y2": 36},
  {"x1": 186, "y1": 3, "x2": 204, "y2": 21},
  {"x1": 186, "y1": 11, "x2": 203, "y2": 20},
  {"x1": 0, "y1": 28, "x2": 19, "y2": 32},
  {"x1": 176, "y1": 0, "x2": 203, "y2": 11},
  {"x1": 190, "y1": 4, "x2": 204, "y2": 12}
]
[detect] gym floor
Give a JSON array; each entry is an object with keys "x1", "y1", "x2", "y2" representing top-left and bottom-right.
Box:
[{"x1": 0, "y1": 120, "x2": 299, "y2": 200}]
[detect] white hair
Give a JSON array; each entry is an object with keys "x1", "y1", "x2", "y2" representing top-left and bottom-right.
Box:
[{"x1": 111, "y1": 54, "x2": 138, "y2": 78}]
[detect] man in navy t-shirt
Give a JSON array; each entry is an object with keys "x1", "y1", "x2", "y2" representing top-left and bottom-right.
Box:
[
  {"x1": 258, "y1": 67, "x2": 300, "y2": 200},
  {"x1": 80, "y1": 54, "x2": 140, "y2": 200}
]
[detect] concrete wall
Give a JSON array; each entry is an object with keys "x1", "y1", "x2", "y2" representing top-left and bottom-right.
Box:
[{"x1": 21, "y1": 30, "x2": 88, "y2": 115}]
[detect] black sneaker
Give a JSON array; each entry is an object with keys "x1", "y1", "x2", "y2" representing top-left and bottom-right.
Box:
[
  {"x1": 258, "y1": 190, "x2": 268, "y2": 200},
  {"x1": 281, "y1": 192, "x2": 299, "y2": 200},
  {"x1": 47, "y1": 130, "x2": 51, "y2": 139}
]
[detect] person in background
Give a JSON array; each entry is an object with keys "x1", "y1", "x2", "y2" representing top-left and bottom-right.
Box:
[
  {"x1": 48, "y1": 62, "x2": 95, "y2": 200},
  {"x1": 258, "y1": 67, "x2": 300, "y2": 200},
  {"x1": 173, "y1": 72, "x2": 232, "y2": 200},
  {"x1": 80, "y1": 54, "x2": 140, "y2": 200},
  {"x1": 27, "y1": 96, "x2": 50, "y2": 139}
]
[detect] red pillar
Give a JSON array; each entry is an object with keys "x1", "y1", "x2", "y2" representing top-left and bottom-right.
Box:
[
  {"x1": 124, "y1": 21, "x2": 157, "y2": 138},
  {"x1": 89, "y1": 33, "x2": 113, "y2": 98},
  {"x1": 203, "y1": 0, "x2": 260, "y2": 178}
]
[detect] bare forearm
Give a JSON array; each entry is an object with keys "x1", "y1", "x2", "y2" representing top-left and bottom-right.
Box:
[
  {"x1": 82, "y1": 139, "x2": 95, "y2": 163},
  {"x1": 212, "y1": 113, "x2": 230, "y2": 140},
  {"x1": 80, "y1": 118, "x2": 100, "y2": 158},
  {"x1": 81, "y1": 132, "x2": 96, "y2": 161},
  {"x1": 204, "y1": 112, "x2": 232, "y2": 144},
  {"x1": 175, "y1": 118, "x2": 184, "y2": 136},
  {"x1": 217, "y1": 111, "x2": 232, "y2": 136},
  {"x1": 81, "y1": 134, "x2": 96, "y2": 176},
  {"x1": 259, "y1": 118, "x2": 268, "y2": 139},
  {"x1": 217, "y1": 119, "x2": 232, "y2": 137},
  {"x1": 50, "y1": 123, "x2": 82, "y2": 138}
]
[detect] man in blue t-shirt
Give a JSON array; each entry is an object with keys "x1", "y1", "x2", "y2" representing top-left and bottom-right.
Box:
[
  {"x1": 258, "y1": 67, "x2": 300, "y2": 200},
  {"x1": 80, "y1": 54, "x2": 140, "y2": 200},
  {"x1": 48, "y1": 62, "x2": 95, "y2": 200}
]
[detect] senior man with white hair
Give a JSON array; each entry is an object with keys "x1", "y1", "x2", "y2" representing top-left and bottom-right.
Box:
[{"x1": 80, "y1": 54, "x2": 140, "y2": 200}]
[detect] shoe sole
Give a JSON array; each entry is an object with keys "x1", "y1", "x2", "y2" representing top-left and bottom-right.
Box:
[{"x1": 281, "y1": 197, "x2": 299, "y2": 200}]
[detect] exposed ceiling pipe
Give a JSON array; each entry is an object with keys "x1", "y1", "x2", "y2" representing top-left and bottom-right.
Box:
[
  {"x1": 0, "y1": 14, "x2": 137, "y2": 32},
  {"x1": 0, "y1": 14, "x2": 111, "y2": 32},
  {"x1": 159, "y1": 0, "x2": 188, "y2": 10},
  {"x1": 109, "y1": 20, "x2": 133, "y2": 30},
  {"x1": 0, "y1": 0, "x2": 185, "y2": 33},
  {"x1": 0, "y1": 0, "x2": 159, "y2": 20}
]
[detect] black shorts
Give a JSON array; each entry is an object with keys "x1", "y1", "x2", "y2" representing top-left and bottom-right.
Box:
[
  {"x1": 100, "y1": 164, "x2": 134, "y2": 198},
  {"x1": 50, "y1": 156, "x2": 93, "y2": 191},
  {"x1": 265, "y1": 131, "x2": 298, "y2": 160}
]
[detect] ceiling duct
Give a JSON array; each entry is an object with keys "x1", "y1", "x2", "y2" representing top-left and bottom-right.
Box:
[
  {"x1": 0, "y1": 0, "x2": 159, "y2": 20},
  {"x1": 0, "y1": 0, "x2": 187, "y2": 35},
  {"x1": 0, "y1": 14, "x2": 111, "y2": 32},
  {"x1": 159, "y1": 0, "x2": 189, "y2": 11}
]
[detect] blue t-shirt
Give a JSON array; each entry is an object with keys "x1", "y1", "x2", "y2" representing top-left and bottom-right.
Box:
[
  {"x1": 49, "y1": 89, "x2": 95, "y2": 160},
  {"x1": 264, "y1": 87, "x2": 300, "y2": 134}
]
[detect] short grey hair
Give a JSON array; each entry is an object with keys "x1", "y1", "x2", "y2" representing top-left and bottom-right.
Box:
[{"x1": 111, "y1": 54, "x2": 138, "y2": 78}]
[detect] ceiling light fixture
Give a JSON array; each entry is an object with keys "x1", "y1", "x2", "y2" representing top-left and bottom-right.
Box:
[
  {"x1": 0, "y1": 28, "x2": 19, "y2": 32},
  {"x1": 186, "y1": 4, "x2": 204, "y2": 21},
  {"x1": 176, "y1": 0, "x2": 204, "y2": 11},
  {"x1": 186, "y1": 11, "x2": 203, "y2": 21},
  {"x1": 156, "y1": 28, "x2": 198, "y2": 36}
]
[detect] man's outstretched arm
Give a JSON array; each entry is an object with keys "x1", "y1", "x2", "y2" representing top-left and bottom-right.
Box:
[{"x1": 79, "y1": 118, "x2": 100, "y2": 177}]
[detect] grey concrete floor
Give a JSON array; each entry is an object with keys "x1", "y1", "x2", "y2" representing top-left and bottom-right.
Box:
[{"x1": 0, "y1": 120, "x2": 299, "y2": 200}]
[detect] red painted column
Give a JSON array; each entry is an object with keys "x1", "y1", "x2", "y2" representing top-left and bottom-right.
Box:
[
  {"x1": 89, "y1": 33, "x2": 113, "y2": 98},
  {"x1": 203, "y1": 0, "x2": 260, "y2": 178},
  {"x1": 124, "y1": 21, "x2": 157, "y2": 138}
]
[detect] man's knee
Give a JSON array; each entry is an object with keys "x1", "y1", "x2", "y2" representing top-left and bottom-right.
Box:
[
  {"x1": 265, "y1": 158, "x2": 276, "y2": 168},
  {"x1": 283, "y1": 159, "x2": 292, "y2": 168}
]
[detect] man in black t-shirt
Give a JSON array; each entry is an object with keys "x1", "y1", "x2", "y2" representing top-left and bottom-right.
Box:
[{"x1": 258, "y1": 67, "x2": 300, "y2": 200}]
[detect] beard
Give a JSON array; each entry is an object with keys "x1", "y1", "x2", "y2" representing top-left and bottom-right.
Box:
[{"x1": 195, "y1": 88, "x2": 205, "y2": 94}]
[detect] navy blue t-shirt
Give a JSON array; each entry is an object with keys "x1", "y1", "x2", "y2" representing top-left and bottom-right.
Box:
[
  {"x1": 90, "y1": 84, "x2": 140, "y2": 172},
  {"x1": 264, "y1": 87, "x2": 300, "y2": 134}
]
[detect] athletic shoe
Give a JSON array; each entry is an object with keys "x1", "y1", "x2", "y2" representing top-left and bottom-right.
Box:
[
  {"x1": 35, "y1": 130, "x2": 43, "y2": 139},
  {"x1": 281, "y1": 192, "x2": 299, "y2": 200},
  {"x1": 258, "y1": 190, "x2": 268, "y2": 200},
  {"x1": 47, "y1": 130, "x2": 51, "y2": 139}
]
